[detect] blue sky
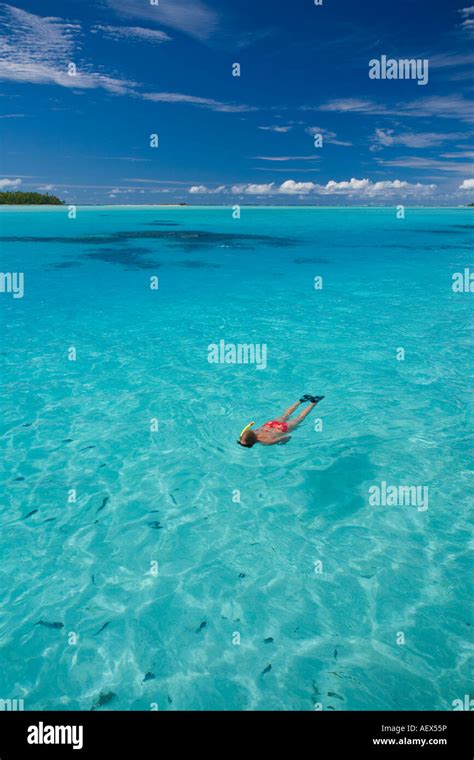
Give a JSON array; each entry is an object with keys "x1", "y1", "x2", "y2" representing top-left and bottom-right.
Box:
[{"x1": 0, "y1": 0, "x2": 473, "y2": 204}]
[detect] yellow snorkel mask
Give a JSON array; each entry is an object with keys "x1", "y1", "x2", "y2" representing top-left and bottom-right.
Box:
[{"x1": 237, "y1": 421, "x2": 254, "y2": 446}]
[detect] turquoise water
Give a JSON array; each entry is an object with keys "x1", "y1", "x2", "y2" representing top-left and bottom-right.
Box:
[{"x1": 0, "y1": 206, "x2": 472, "y2": 711}]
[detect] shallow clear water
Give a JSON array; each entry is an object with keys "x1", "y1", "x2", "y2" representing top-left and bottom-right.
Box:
[{"x1": 0, "y1": 206, "x2": 472, "y2": 711}]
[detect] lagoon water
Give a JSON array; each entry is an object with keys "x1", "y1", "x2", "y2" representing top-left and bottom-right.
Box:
[{"x1": 0, "y1": 206, "x2": 472, "y2": 710}]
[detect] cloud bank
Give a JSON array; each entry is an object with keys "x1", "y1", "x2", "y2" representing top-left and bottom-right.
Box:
[
  {"x1": 0, "y1": 177, "x2": 21, "y2": 188},
  {"x1": 189, "y1": 178, "x2": 437, "y2": 197}
]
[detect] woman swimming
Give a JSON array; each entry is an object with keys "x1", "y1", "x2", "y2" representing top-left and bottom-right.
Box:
[{"x1": 237, "y1": 394, "x2": 324, "y2": 447}]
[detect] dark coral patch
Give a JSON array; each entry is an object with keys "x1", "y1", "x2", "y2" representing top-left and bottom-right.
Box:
[
  {"x1": 1, "y1": 230, "x2": 296, "y2": 251},
  {"x1": 83, "y1": 247, "x2": 160, "y2": 269},
  {"x1": 294, "y1": 257, "x2": 330, "y2": 264},
  {"x1": 173, "y1": 260, "x2": 220, "y2": 269}
]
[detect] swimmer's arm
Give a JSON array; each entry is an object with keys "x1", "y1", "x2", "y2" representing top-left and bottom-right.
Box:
[{"x1": 273, "y1": 435, "x2": 291, "y2": 445}]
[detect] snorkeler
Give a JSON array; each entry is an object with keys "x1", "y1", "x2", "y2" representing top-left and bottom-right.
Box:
[{"x1": 237, "y1": 395, "x2": 324, "y2": 447}]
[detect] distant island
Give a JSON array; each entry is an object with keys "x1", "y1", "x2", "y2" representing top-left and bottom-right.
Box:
[{"x1": 0, "y1": 191, "x2": 64, "y2": 205}]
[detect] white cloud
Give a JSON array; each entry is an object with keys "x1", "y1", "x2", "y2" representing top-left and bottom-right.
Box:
[
  {"x1": 258, "y1": 125, "x2": 292, "y2": 132},
  {"x1": 367, "y1": 180, "x2": 436, "y2": 196},
  {"x1": 0, "y1": 63, "x2": 135, "y2": 93},
  {"x1": 305, "y1": 126, "x2": 352, "y2": 146},
  {"x1": 441, "y1": 151, "x2": 474, "y2": 158},
  {"x1": 402, "y1": 96, "x2": 474, "y2": 121},
  {"x1": 370, "y1": 128, "x2": 470, "y2": 150},
  {"x1": 142, "y1": 91, "x2": 255, "y2": 112},
  {"x1": 428, "y1": 53, "x2": 474, "y2": 81},
  {"x1": 0, "y1": 4, "x2": 78, "y2": 60},
  {"x1": 231, "y1": 183, "x2": 275, "y2": 194},
  {"x1": 316, "y1": 98, "x2": 383, "y2": 115},
  {"x1": 316, "y1": 95, "x2": 474, "y2": 123},
  {"x1": 430, "y1": 52, "x2": 474, "y2": 68},
  {"x1": 318, "y1": 178, "x2": 436, "y2": 197},
  {"x1": 0, "y1": 177, "x2": 21, "y2": 188},
  {"x1": 459, "y1": 178, "x2": 474, "y2": 189},
  {"x1": 189, "y1": 184, "x2": 225, "y2": 194},
  {"x1": 254, "y1": 166, "x2": 321, "y2": 173},
  {"x1": 102, "y1": 156, "x2": 151, "y2": 162},
  {"x1": 324, "y1": 178, "x2": 370, "y2": 193},
  {"x1": 93, "y1": 25, "x2": 171, "y2": 43},
  {"x1": 459, "y1": 7, "x2": 474, "y2": 34},
  {"x1": 252, "y1": 155, "x2": 319, "y2": 162},
  {"x1": 0, "y1": 4, "x2": 135, "y2": 94},
  {"x1": 278, "y1": 180, "x2": 317, "y2": 194},
  {"x1": 371, "y1": 129, "x2": 397, "y2": 148},
  {"x1": 377, "y1": 156, "x2": 474, "y2": 173},
  {"x1": 123, "y1": 178, "x2": 192, "y2": 184},
  {"x1": 0, "y1": 6, "x2": 253, "y2": 113},
  {"x1": 105, "y1": 0, "x2": 219, "y2": 41}
]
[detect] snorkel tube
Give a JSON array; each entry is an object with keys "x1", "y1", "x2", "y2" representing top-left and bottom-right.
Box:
[{"x1": 237, "y1": 421, "x2": 254, "y2": 446}]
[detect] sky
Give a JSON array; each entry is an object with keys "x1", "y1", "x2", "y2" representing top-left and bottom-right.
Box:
[{"x1": 0, "y1": 0, "x2": 473, "y2": 205}]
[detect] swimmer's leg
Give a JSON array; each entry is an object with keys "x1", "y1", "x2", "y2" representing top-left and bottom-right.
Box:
[
  {"x1": 286, "y1": 402, "x2": 317, "y2": 431},
  {"x1": 276, "y1": 400, "x2": 301, "y2": 421}
]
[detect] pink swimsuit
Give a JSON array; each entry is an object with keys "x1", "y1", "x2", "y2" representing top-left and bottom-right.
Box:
[{"x1": 263, "y1": 420, "x2": 288, "y2": 433}]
